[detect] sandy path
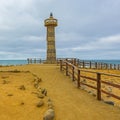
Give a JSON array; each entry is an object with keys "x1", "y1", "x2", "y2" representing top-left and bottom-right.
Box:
[{"x1": 1, "y1": 64, "x2": 120, "y2": 120}]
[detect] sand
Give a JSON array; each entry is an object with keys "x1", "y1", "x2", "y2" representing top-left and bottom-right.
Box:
[
  {"x1": 0, "y1": 64, "x2": 120, "y2": 120},
  {"x1": 0, "y1": 70, "x2": 47, "y2": 120}
]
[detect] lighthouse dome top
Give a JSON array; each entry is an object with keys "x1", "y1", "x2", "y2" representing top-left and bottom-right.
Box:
[
  {"x1": 44, "y1": 13, "x2": 58, "y2": 27},
  {"x1": 50, "y1": 12, "x2": 53, "y2": 18}
]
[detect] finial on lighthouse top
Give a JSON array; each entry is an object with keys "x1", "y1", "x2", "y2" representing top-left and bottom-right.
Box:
[{"x1": 50, "y1": 12, "x2": 53, "y2": 18}]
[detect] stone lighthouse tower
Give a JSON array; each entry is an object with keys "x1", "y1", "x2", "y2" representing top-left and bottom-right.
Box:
[{"x1": 44, "y1": 13, "x2": 58, "y2": 63}]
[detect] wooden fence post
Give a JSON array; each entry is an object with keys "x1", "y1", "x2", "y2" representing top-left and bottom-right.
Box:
[
  {"x1": 97, "y1": 73, "x2": 101, "y2": 100},
  {"x1": 95, "y1": 62, "x2": 97, "y2": 69},
  {"x1": 98, "y1": 63, "x2": 100, "y2": 69},
  {"x1": 72, "y1": 66, "x2": 75, "y2": 81},
  {"x1": 90, "y1": 61, "x2": 91, "y2": 69},
  {"x1": 77, "y1": 59, "x2": 80, "y2": 67},
  {"x1": 27, "y1": 58, "x2": 29, "y2": 64},
  {"x1": 71, "y1": 58, "x2": 73, "y2": 64},
  {"x1": 100, "y1": 63, "x2": 101, "y2": 69},
  {"x1": 66, "y1": 62, "x2": 68, "y2": 76},
  {"x1": 77, "y1": 69, "x2": 80, "y2": 88},
  {"x1": 110, "y1": 64, "x2": 112, "y2": 69},
  {"x1": 118, "y1": 64, "x2": 120, "y2": 70},
  {"x1": 106, "y1": 64, "x2": 108, "y2": 69},
  {"x1": 83, "y1": 61, "x2": 85, "y2": 68},
  {"x1": 73, "y1": 58, "x2": 77, "y2": 66},
  {"x1": 114, "y1": 64, "x2": 116, "y2": 70}
]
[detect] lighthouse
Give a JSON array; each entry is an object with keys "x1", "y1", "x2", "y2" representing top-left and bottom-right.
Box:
[{"x1": 44, "y1": 13, "x2": 58, "y2": 63}]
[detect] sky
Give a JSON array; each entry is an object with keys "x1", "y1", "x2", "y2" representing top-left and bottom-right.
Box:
[{"x1": 0, "y1": 0, "x2": 120, "y2": 60}]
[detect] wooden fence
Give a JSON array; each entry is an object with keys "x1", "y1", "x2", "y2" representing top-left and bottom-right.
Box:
[
  {"x1": 77, "y1": 60, "x2": 120, "y2": 70},
  {"x1": 27, "y1": 58, "x2": 120, "y2": 70},
  {"x1": 57, "y1": 58, "x2": 120, "y2": 70},
  {"x1": 27, "y1": 58, "x2": 46, "y2": 64},
  {"x1": 57, "y1": 58, "x2": 77, "y2": 65},
  {"x1": 60, "y1": 59, "x2": 120, "y2": 101}
]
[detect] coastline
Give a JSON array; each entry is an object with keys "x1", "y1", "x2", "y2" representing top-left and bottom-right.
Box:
[{"x1": 0, "y1": 59, "x2": 120, "y2": 66}]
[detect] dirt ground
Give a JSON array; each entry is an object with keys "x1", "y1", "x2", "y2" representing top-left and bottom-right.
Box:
[
  {"x1": 0, "y1": 64, "x2": 120, "y2": 120},
  {"x1": 0, "y1": 70, "x2": 48, "y2": 120}
]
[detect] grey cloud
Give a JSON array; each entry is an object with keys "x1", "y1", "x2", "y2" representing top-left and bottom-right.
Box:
[{"x1": 0, "y1": 0, "x2": 120, "y2": 59}]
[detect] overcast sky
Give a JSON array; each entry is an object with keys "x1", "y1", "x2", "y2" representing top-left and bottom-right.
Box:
[{"x1": 0, "y1": 0, "x2": 120, "y2": 60}]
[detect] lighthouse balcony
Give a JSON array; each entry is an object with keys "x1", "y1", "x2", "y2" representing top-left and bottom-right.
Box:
[{"x1": 44, "y1": 19, "x2": 57, "y2": 26}]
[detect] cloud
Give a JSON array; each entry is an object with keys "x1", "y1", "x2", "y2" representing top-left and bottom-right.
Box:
[
  {"x1": 99, "y1": 35, "x2": 120, "y2": 43},
  {"x1": 70, "y1": 34, "x2": 120, "y2": 51},
  {"x1": 21, "y1": 35, "x2": 45, "y2": 42},
  {"x1": 0, "y1": 0, "x2": 120, "y2": 60},
  {"x1": 56, "y1": 34, "x2": 120, "y2": 59}
]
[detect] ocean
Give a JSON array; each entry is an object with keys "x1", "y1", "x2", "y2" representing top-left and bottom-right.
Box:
[
  {"x1": 0, "y1": 60, "x2": 27, "y2": 66},
  {"x1": 0, "y1": 59, "x2": 120, "y2": 66}
]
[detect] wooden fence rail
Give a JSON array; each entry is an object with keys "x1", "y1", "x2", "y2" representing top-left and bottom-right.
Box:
[
  {"x1": 57, "y1": 58, "x2": 120, "y2": 70},
  {"x1": 27, "y1": 58, "x2": 46, "y2": 64},
  {"x1": 60, "y1": 60, "x2": 120, "y2": 101},
  {"x1": 77, "y1": 60, "x2": 120, "y2": 70}
]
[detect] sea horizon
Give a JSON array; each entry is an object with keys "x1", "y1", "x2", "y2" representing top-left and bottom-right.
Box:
[{"x1": 0, "y1": 59, "x2": 120, "y2": 66}]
